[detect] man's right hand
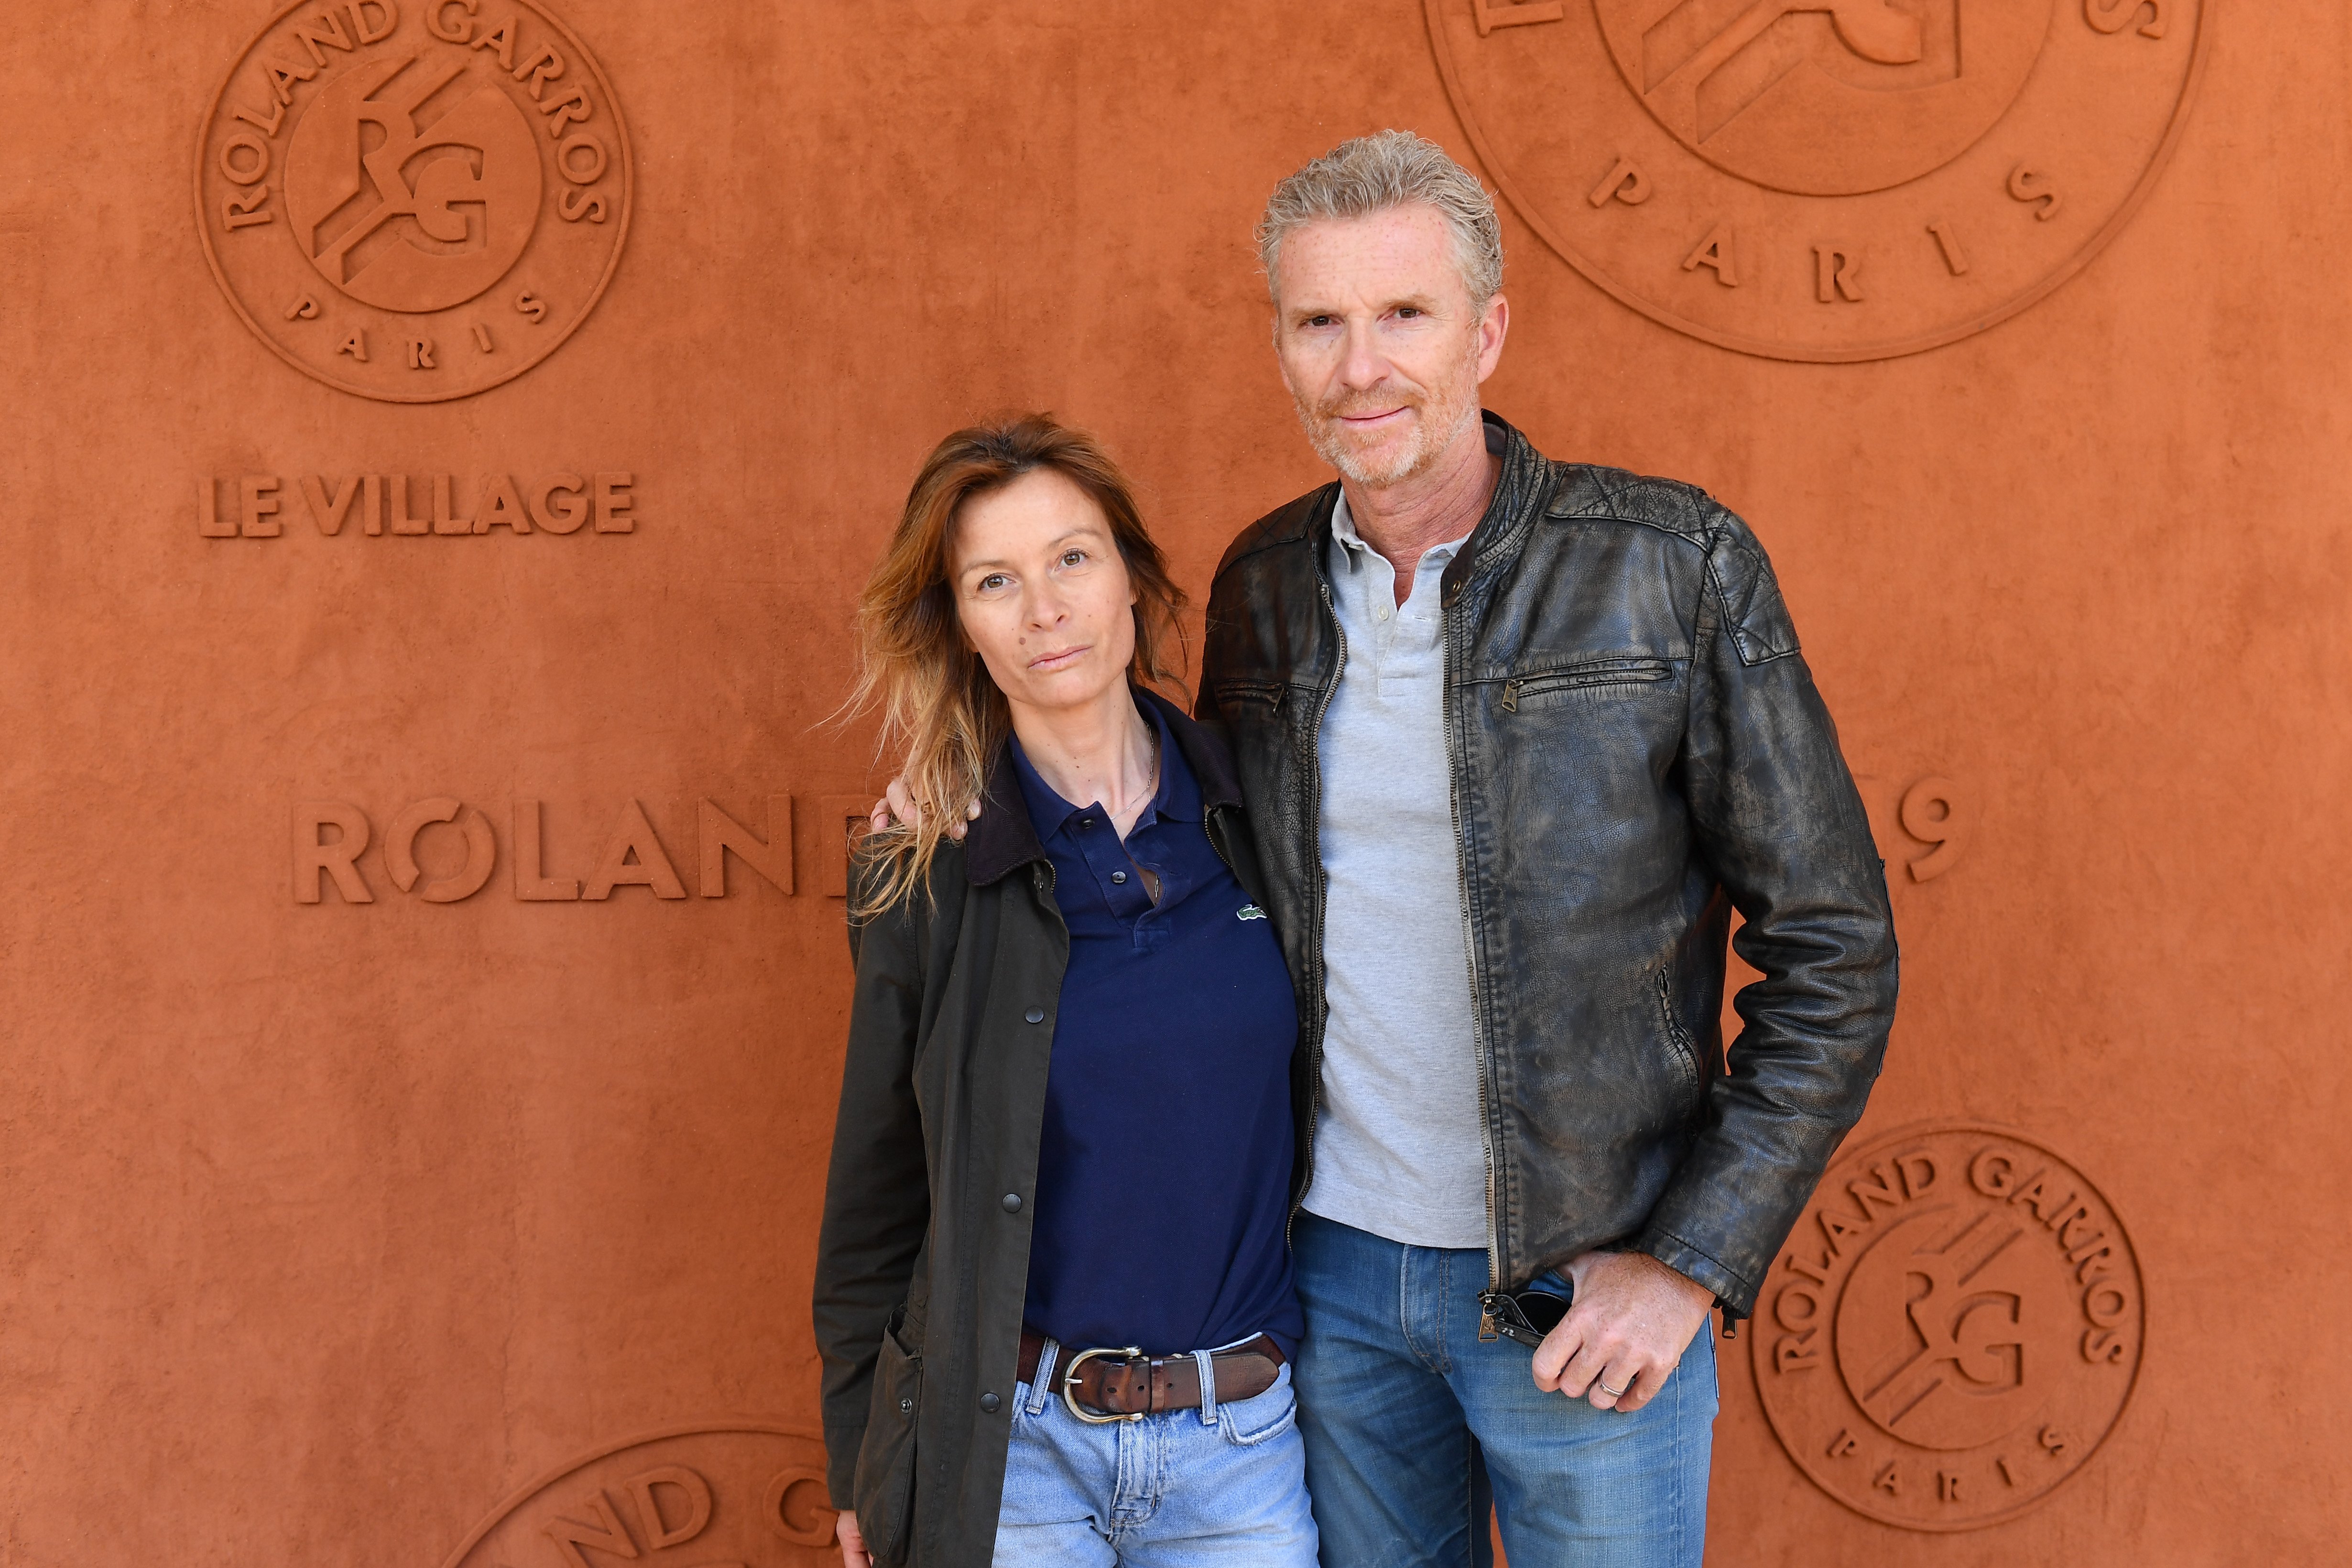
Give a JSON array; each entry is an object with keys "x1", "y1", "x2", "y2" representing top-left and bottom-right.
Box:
[
  {"x1": 836, "y1": 1509, "x2": 870, "y2": 1567},
  {"x1": 872, "y1": 778, "x2": 979, "y2": 840}
]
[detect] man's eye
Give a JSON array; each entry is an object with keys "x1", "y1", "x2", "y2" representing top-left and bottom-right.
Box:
[
  {"x1": 1306, "y1": 315, "x2": 1335, "y2": 328},
  {"x1": 1396, "y1": 307, "x2": 1423, "y2": 319}
]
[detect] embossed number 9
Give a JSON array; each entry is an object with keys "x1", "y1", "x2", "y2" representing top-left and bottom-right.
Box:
[{"x1": 1898, "y1": 776, "x2": 1967, "y2": 883}]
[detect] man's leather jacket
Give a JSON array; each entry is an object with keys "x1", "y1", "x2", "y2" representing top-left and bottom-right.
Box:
[{"x1": 1196, "y1": 412, "x2": 1898, "y2": 1318}]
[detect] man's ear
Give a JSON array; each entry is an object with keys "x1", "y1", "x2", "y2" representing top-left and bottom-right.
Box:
[{"x1": 1475, "y1": 291, "x2": 1510, "y2": 383}]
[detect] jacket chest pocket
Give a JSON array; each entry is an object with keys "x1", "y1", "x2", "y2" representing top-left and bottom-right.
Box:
[
  {"x1": 855, "y1": 1316, "x2": 925, "y2": 1564},
  {"x1": 1493, "y1": 657, "x2": 1673, "y2": 714}
]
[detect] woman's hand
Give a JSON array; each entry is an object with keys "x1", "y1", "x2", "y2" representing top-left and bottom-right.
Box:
[{"x1": 836, "y1": 1509, "x2": 871, "y2": 1568}]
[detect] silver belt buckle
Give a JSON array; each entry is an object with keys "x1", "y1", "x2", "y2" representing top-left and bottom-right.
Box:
[{"x1": 1060, "y1": 1345, "x2": 1148, "y2": 1424}]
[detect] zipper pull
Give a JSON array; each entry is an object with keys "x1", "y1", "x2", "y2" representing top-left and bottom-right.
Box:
[
  {"x1": 1502, "y1": 680, "x2": 1520, "y2": 714},
  {"x1": 1477, "y1": 1299, "x2": 1500, "y2": 1342}
]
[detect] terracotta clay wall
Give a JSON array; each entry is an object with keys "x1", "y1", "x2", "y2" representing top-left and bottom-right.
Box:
[{"x1": 2, "y1": 1, "x2": 2343, "y2": 1563}]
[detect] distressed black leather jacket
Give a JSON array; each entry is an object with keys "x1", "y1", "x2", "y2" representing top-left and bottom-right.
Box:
[{"x1": 1196, "y1": 412, "x2": 1898, "y2": 1318}]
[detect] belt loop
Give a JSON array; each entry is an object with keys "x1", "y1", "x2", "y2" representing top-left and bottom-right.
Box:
[
  {"x1": 1025, "y1": 1338, "x2": 1059, "y2": 1417},
  {"x1": 1193, "y1": 1348, "x2": 1219, "y2": 1426}
]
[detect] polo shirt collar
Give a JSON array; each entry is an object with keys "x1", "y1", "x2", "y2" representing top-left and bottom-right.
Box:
[
  {"x1": 1007, "y1": 695, "x2": 1198, "y2": 849},
  {"x1": 1329, "y1": 489, "x2": 1472, "y2": 568},
  {"x1": 966, "y1": 686, "x2": 1239, "y2": 885}
]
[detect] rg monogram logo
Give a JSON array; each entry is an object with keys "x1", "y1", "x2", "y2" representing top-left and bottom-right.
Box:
[
  {"x1": 1637, "y1": 0, "x2": 1958, "y2": 150},
  {"x1": 1609, "y1": 0, "x2": 2037, "y2": 196},
  {"x1": 1845, "y1": 1209, "x2": 2033, "y2": 1447},
  {"x1": 286, "y1": 52, "x2": 543, "y2": 312}
]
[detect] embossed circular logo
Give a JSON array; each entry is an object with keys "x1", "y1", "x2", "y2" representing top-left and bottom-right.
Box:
[
  {"x1": 438, "y1": 1421, "x2": 840, "y2": 1568},
  {"x1": 1426, "y1": 0, "x2": 2208, "y2": 359},
  {"x1": 1751, "y1": 1124, "x2": 2144, "y2": 1530},
  {"x1": 196, "y1": 0, "x2": 632, "y2": 402}
]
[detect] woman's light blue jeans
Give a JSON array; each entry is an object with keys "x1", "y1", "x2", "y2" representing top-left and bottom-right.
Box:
[
  {"x1": 1293, "y1": 1212, "x2": 1719, "y2": 1568},
  {"x1": 992, "y1": 1346, "x2": 1319, "y2": 1566}
]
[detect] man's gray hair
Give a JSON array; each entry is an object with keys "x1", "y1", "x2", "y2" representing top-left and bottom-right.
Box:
[{"x1": 1256, "y1": 130, "x2": 1504, "y2": 306}]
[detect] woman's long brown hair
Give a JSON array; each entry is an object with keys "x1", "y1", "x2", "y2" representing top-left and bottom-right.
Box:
[{"x1": 846, "y1": 414, "x2": 1189, "y2": 915}]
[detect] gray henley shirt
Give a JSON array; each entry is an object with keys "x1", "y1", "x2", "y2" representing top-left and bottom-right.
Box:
[{"x1": 1298, "y1": 490, "x2": 1491, "y2": 1250}]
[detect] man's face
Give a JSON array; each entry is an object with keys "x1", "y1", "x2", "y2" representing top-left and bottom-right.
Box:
[{"x1": 1271, "y1": 204, "x2": 1508, "y2": 490}]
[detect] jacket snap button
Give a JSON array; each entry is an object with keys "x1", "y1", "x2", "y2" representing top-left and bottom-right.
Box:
[
  {"x1": 1024, "y1": 1006, "x2": 1045, "y2": 1024},
  {"x1": 980, "y1": 1392, "x2": 1002, "y2": 1414},
  {"x1": 899, "y1": 1397, "x2": 913, "y2": 1414},
  {"x1": 1111, "y1": 870, "x2": 1127, "y2": 884},
  {"x1": 1002, "y1": 1193, "x2": 1023, "y2": 1212}
]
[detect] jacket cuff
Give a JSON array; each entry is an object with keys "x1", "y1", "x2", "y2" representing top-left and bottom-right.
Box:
[
  {"x1": 824, "y1": 1422, "x2": 867, "y2": 1511},
  {"x1": 1635, "y1": 1227, "x2": 1760, "y2": 1319}
]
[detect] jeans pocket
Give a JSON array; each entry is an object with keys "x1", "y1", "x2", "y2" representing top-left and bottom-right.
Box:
[
  {"x1": 1217, "y1": 1368, "x2": 1299, "y2": 1447},
  {"x1": 854, "y1": 1319, "x2": 923, "y2": 1564}
]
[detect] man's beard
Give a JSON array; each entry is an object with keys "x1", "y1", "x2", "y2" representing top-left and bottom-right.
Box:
[{"x1": 1291, "y1": 337, "x2": 1483, "y2": 489}]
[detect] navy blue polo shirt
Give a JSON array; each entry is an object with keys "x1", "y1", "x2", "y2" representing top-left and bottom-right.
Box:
[{"x1": 1013, "y1": 701, "x2": 1303, "y2": 1360}]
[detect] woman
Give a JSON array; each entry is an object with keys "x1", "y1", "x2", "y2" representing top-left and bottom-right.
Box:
[{"x1": 814, "y1": 414, "x2": 1315, "y2": 1567}]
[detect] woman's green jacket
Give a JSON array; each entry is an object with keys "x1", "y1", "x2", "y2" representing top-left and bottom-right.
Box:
[{"x1": 811, "y1": 690, "x2": 1301, "y2": 1567}]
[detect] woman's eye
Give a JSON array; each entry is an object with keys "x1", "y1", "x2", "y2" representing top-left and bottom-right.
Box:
[
  {"x1": 1060, "y1": 550, "x2": 1086, "y2": 566},
  {"x1": 979, "y1": 574, "x2": 1008, "y2": 591}
]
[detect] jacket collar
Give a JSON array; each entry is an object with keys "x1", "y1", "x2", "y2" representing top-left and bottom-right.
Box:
[
  {"x1": 1440, "y1": 411, "x2": 1546, "y2": 609},
  {"x1": 963, "y1": 685, "x2": 1241, "y2": 886}
]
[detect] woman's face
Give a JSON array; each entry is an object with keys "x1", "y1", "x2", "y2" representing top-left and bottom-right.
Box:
[{"x1": 950, "y1": 468, "x2": 1137, "y2": 717}]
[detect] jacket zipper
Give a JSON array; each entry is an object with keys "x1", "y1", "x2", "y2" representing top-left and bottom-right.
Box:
[
  {"x1": 1499, "y1": 659, "x2": 1673, "y2": 713},
  {"x1": 1656, "y1": 967, "x2": 1700, "y2": 1092},
  {"x1": 1283, "y1": 577, "x2": 1348, "y2": 1248},
  {"x1": 1439, "y1": 585, "x2": 1505, "y2": 1315}
]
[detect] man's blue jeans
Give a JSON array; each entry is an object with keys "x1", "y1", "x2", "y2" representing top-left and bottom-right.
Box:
[{"x1": 1293, "y1": 1213, "x2": 1718, "y2": 1568}]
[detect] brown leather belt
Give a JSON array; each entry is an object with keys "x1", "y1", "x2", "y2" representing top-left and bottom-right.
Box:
[{"x1": 1017, "y1": 1328, "x2": 1283, "y2": 1423}]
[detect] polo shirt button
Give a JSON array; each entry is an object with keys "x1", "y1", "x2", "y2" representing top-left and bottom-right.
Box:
[
  {"x1": 1111, "y1": 870, "x2": 1127, "y2": 884},
  {"x1": 1002, "y1": 1193, "x2": 1023, "y2": 1213},
  {"x1": 980, "y1": 1392, "x2": 1002, "y2": 1414},
  {"x1": 1024, "y1": 1006, "x2": 1045, "y2": 1024}
]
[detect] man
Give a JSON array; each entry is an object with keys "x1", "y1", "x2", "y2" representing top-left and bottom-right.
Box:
[
  {"x1": 1192, "y1": 131, "x2": 1896, "y2": 1567},
  {"x1": 882, "y1": 131, "x2": 1896, "y2": 1566}
]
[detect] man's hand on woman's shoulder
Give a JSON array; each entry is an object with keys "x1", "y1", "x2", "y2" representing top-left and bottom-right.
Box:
[{"x1": 872, "y1": 778, "x2": 980, "y2": 841}]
